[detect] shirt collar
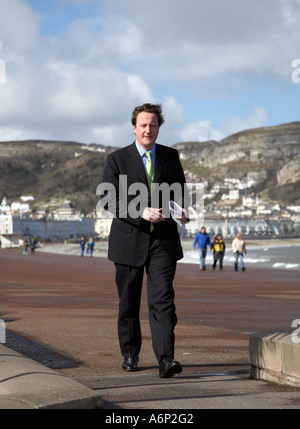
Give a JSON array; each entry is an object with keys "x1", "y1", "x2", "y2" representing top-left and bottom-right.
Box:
[{"x1": 135, "y1": 141, "x2": 156, "y2": 158}]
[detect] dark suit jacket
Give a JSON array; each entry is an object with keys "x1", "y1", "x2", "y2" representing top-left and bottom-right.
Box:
[{"x1": 101, "y1": 142, "x2": 187, "y2": 267}]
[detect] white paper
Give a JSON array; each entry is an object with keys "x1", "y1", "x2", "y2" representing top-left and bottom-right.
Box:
[{"x1": 169, "y1": 201, "x2": 183, "y2": 225}]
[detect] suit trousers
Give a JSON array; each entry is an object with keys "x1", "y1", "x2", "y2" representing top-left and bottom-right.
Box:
[{"x1": 115, "y1": 232, "x2": 178, "y2": 363}]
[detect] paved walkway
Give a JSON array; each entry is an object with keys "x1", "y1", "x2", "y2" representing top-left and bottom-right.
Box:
[{"x1": 0, "y1": 246, "x2": 300, "y2": 409}]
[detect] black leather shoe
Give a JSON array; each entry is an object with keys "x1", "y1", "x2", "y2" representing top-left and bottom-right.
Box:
[
  {"x1": 122, "y1": 356, "x2": 139, "y2": 372},
  {"x1": 159, "y1": 358, "x2": 182, "y2": 378}
]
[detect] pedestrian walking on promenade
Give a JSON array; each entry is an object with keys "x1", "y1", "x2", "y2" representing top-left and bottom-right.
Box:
[
  {"x1": 193, "y1": 226, "x2": 212, "y2": 270},
  {"x1": 232, "y1": 232, "x2": 247, "y2": 271},
  {"x1": 79, "y1": 236, "x2": 85, "y2": 257},
  {"x1": 212, "y1": 234, "x2": 226, "y2": 270},
  {"x1": 23, "y1": 239, "x2": 28, "y2": 255},
  {"x1": 99, "y1": 102, "x2": 188, "y2": 378},
  {"x1": 30, "y1": 238, "x2": 36, "y2": 254},
  {"x1": 87, "y1": 237, "x2": 95, "y2": 257}
]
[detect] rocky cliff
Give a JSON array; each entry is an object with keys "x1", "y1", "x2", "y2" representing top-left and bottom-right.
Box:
[{"x1": 174, "y1": 122, "x2": 300, "y2": 204}]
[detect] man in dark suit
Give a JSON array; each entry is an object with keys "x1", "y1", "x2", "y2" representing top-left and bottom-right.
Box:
[{"x1": 100, "y1": 103, "x2": 188, "y2": 378}]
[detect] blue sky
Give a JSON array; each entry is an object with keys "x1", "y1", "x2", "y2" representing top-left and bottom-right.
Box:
[
  {"x1": 0, "y1": 0, "x2": 299, "y2": 146},
  {"x1": 29, "y1": 0, "x2": 102, "y2": 36}
]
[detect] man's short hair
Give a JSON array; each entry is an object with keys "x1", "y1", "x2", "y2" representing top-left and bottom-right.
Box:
[{"x1": 131, "y1": 103, "x2": 165, "y2": 127}]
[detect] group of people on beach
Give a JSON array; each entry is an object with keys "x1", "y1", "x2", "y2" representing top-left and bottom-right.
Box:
[
  {"x1": 79, "y1": 236, "x2": 95, "y2": 257},
  {"x1": 193, "y1": 226, "x2": 247, "y2": 271}
]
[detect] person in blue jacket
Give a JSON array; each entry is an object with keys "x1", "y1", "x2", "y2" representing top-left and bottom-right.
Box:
[
  {"x1": 193, "y1": 226, "x2": 212, "y2": 270},
  {"x1": 79, "y1": 236, "x2": 85, "y2": 257},
  {"x1": 87, "y1": 237, "x2": 95, "y2": 257}
]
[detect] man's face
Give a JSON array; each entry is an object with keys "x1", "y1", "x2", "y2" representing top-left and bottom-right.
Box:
[{"x1": 133, "y1": 111, "x2": 159, "y2": 150}]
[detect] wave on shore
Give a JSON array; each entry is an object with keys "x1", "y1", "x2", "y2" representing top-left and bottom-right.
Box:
[
  {"x1": 36, "y1": 240, "x2": 300, "y2": 271},
  {"x1": 181, "y1": 244, "x2": 300, "y2": 270}
]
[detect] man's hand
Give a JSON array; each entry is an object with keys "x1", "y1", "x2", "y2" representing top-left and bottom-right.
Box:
[
  {"x1": 143, "y1": 207, "x2": 166, "y2": 223},
  {"x1": 176, "y1": 208, "x2": 188, "y2": 224}
]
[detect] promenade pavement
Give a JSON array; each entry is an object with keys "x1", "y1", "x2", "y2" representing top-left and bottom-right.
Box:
[{"x1": 0, "y1": 244, "x2": 300, "y2": 410}]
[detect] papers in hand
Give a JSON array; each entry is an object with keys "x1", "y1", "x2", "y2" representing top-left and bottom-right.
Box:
[{"x1": 169, "y1": 201, "x2": 183, "y2": 225}]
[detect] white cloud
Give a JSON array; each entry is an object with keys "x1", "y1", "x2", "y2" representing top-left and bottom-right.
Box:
[
  {"x1": 157, "y1": 96, "x2": 185, "y2": 146},
  {"x1": 0, "y1": 126, "x2": 39, "y2": 141},
  {"x1": 0, "y1": 1, "x2": 156, "y2": 144},
  {"x1": 221, "y1": 106, "x2": 269, "y2": 137},
  {"x1": 0, "y1": 0, "x2": 298, "y2": 146},
  {"x1": 0, "y1": 0, "x2": 40, "y2": 51},
  {"x1": 126, "y1": 74, "x2": 154, "y2": 103},
  {"x1": 179, "y1": 120, "x2": 224, "y2": 143},
  {"x1": 90, "y1": 122, "x2": 131, "y2": 146},
  {"x1": 101, "y1": 0, "x2": 300, "y2": 83},
  {"x1": 178, "y1": 107, "x2": 269, "y2": 143}
]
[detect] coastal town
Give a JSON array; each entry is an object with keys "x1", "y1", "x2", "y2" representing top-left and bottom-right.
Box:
[
  {"x1": 1, "y1": 119, "x2": 299, "y2": 249},
  {"x1": 1, "y1": 168, "x2": 299, "y2": 249}
]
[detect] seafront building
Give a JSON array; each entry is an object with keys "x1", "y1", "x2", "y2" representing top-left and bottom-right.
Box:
[
  {"x1": 0, "y1": 192, "x2": 300, "y2": 248},
  {"x1": 0, "y1": 213, "x2": 95, "y2": 248}
]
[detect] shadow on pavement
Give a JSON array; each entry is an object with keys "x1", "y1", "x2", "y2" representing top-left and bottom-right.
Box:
[{"x1": 5, "y1": 330, "x2": 81, "y2": 370}]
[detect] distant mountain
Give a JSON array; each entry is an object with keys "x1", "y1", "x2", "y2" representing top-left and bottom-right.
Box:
[
  {"x1": 0, "y1": 140, "x2": 117, "y2": 214},
  {"x1": 1, "y1": 122, "x2": 300, "y2": 214},
  {"x1": 174, "y1": 121, "x2": 300, "y2": 205}
]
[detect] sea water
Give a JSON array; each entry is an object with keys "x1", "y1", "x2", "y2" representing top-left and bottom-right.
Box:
[{"x1": 180, "y1": 244, "x2": 300, "y2": 270}]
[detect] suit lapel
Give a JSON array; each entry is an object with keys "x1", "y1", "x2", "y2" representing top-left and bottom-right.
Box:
[
  {"x1": 127, "y1": 142, "x2": 148, "y2": 184},
  {"x1": 153, "y1": 144, "x2": 166, "y2": 183}
]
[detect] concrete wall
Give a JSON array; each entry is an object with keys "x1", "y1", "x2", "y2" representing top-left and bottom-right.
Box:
[
  {"x1": 0, "y1": 234, "x2": 21, "y2": 248},
  {"x1": 249, "y1": 331, "x2": 300, "y2": 388}
]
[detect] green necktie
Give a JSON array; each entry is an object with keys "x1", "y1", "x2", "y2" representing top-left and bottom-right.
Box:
[
  {"x1": 145, "y1": 151, "x2": 154, "y2": 188},
  {"x1": 145, "y1": 151, "x2": 154, "y2": 232}
]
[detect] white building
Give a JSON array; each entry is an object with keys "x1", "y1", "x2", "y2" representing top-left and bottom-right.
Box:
[
  {"x1": 53, "y1": 201, "x2": 76, "y2": 219},
  {"x1": 94, "y1": 218, "x2": 113, "y2": 239},
  {"x1": 287, "y1": 206, "x2": 300, "y2": 213},
  {"x1": 0, "y1": 214, "x2": 13, "y2": 234},
  {"x1": 0, "y1": 197, "x2": 11, "y2": 214},
  {"x1": 256, "y1": 205, "x2": 272, "y2": 215},
  {"x1": 20, "y1": 196, "x2": 35, "y2": 202},
  {"x1": 94, "y1": 209, "x2": 113, "y2": 238},
  {"x1": 0, "y1": 214, "x2": 95, "y2": 242},
  {"x1": 11, "y1": 201, "x2": 32, "y2": 214},
  {"x1": 221, "y1": 189, "x2": 240, "y2": 201}
]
